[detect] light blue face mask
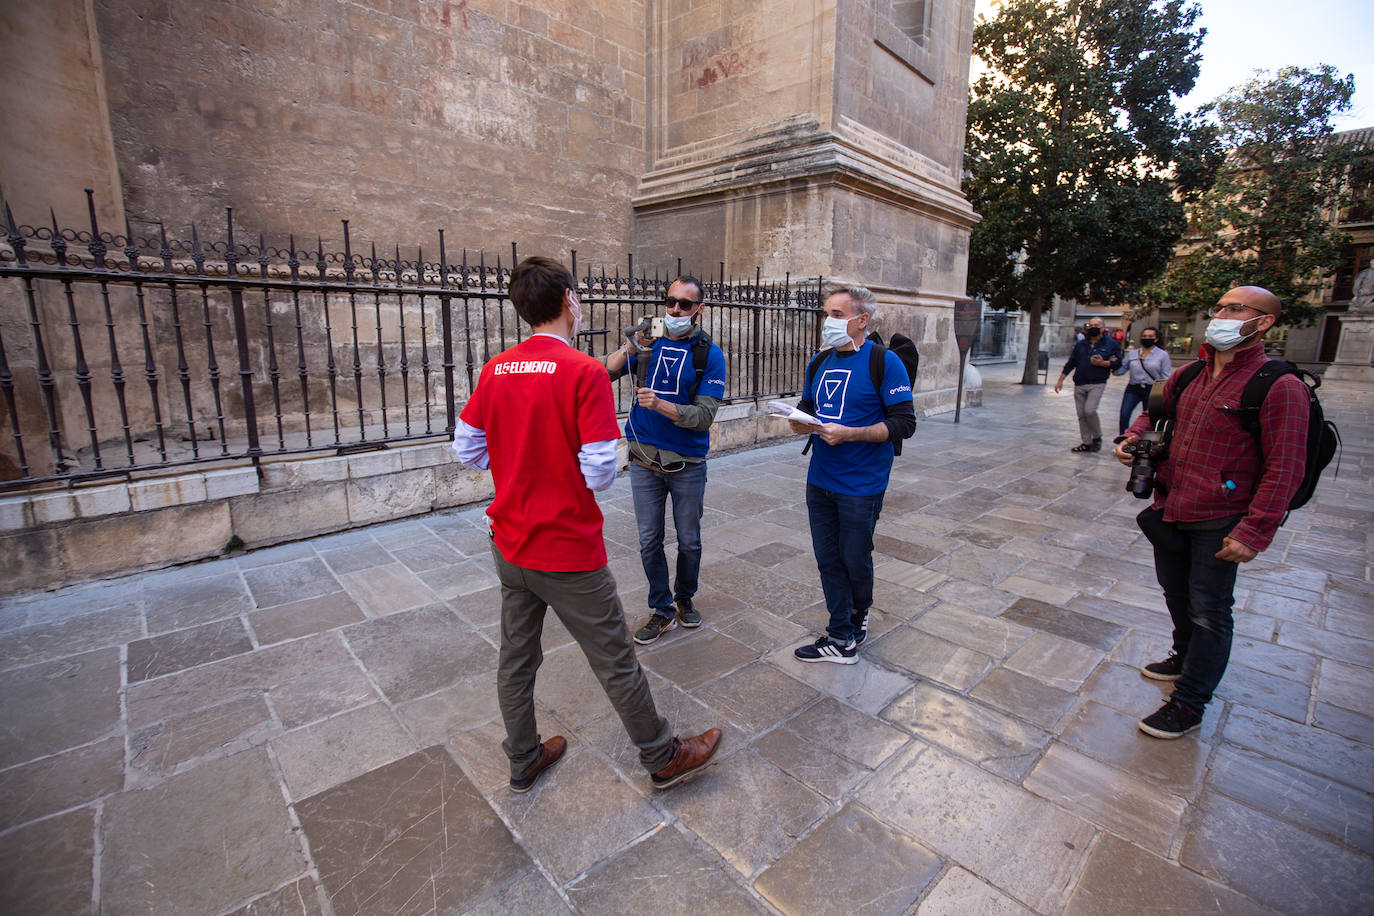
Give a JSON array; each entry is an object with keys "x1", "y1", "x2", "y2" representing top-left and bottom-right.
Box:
[
  {"x1": 1204, "y1": 316, "x2": 1258, "y2": 350},
  {"x1": 664, "y1": 314, "x2": 694, "y2": 337},
  {"x1": 822, "y1": 315, "x2": 857, "y2": 349}
]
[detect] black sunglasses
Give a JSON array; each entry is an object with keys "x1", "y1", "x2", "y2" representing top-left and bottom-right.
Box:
[{"x1": 664, "y1": 296, "x2": 702, "y2": 309}]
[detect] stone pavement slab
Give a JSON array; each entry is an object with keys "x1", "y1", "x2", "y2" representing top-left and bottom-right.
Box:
[{"x1": 1, "y1": 365, "x2": 1371, "y2": 914}]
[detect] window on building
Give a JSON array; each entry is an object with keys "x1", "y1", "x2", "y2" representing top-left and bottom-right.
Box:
[{"x1": 892, "y1": 0, "x2": 931, "y2": 47}]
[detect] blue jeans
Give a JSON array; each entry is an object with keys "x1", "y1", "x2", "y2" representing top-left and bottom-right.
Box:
[
  {"x1": 1119, "y1": 383, "x2": 1150, "y2": 435},
  {"x1": 630, "y1": 460, "x2": 707, "y2": 617},
  {"x1": 807, "y1": 483, "x2": 885, "y2": 644},
  {"x1": 1137, "y1": 507, "x2": 1242, "y2": 712}
]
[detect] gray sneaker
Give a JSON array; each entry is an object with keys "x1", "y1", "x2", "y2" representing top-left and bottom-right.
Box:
[
  {"x1": 634, "y1": 614, "x2": 677, "y2": 645},
  {"x1": 676, "y1": 598, "x2": 702, "y2": 628}
]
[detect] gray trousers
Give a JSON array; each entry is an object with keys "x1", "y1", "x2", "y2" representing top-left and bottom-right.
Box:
[
  {"x1": 1073, "y1": 382, "x2": 1106, "y2": 444},
  {"x1": 490, "y1": 540, "x2": 675, "y2": 777}
]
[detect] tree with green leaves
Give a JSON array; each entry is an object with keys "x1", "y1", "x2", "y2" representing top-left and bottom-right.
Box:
[
  {"x1": 1147, "y1": 66, "x2": 1357, "y2": 326},
  {"x1": 965, "y1": 0, "x2": 1218, "y2": 383}
]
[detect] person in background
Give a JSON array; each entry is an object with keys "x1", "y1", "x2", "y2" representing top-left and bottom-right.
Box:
[
  {"x1": 1115, "y1": 327, "x2": 1173, "y2": 434},
  {"x1": 1054, "y1": 317, "x2": 1123, "y2": 452}
]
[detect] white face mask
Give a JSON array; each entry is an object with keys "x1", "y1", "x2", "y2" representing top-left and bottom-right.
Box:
[
  {"x1": 1204, "y1": 315, "x2": 1258, "y2": 351},
  {"x1": 663, "y1": 314, "x2": 694, "y2": 337},
  {"x1": 822, "y1": 315, "x2": 858, "y2": 349},
  {"x1": 568, "y1": 295, "x2": 582, "y2": 339}
]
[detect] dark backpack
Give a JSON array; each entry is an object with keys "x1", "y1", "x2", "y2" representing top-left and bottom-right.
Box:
[
  {"x1": 1156, "y1": 358, "x2": 1340, "y2": 520},
  {"x1": 804, "y1": 331, "x2": 919, "y2": 455}
]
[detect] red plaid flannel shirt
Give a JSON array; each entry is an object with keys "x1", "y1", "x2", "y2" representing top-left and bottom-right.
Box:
[{"x1": 1125, "y1": 343, "x2": 1308, "y2": 553}]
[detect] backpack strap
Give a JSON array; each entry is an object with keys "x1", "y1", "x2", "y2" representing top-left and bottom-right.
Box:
[
  {"x1": 687, "y1": 330, "x2": 714, "y2": 398},
  {"x1": 1154, "y1": 358, "x2": 1207, "y2": 423},
  {"x1": 1235, "y1": 359, "x2": 1305, "y2": 437}
]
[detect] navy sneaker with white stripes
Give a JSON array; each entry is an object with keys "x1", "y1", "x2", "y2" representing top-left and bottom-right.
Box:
[
  {"x1": 794, "y1": 636, "x2": 858, "y2": 665},
  {"x1": 851, "y1": 610, "x2": 870, "y2": 645}
]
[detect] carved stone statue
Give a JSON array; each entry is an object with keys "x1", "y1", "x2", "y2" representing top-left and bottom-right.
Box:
[{"x1": 1353, "y1": 258, "x2": 1374, "y2": 314}]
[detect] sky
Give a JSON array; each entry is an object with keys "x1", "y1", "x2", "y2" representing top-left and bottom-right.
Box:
[
  {"x1": 1178, "y1": 0, "x2": 1373, "y2": 130},
  {"x1": 973, "y1": 0, "x2": 1374, "y2": 132}
]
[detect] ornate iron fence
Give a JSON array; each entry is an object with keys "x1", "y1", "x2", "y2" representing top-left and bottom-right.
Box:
[{"x1": 0, "y1": 192, "x2": 822, "y2": 491}]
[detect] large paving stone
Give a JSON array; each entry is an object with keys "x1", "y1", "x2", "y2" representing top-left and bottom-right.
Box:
[
  {"x1": 125, "y1": 632, "x2": 355, "y2": 727},
  {"x1": 864, "y1": 625, "x2": 992, "y2": 690},
  {"x1": 341, "y1": 602, "x2": 496, "y2": 703},
  {"x1": 458, "y1": 869, "x2": 569, "y2": 915},
  {"x1": 753, "y1": 724, "x2": 871, "y2": 800},
  {"x1": 0, "y1": 807, "x2": 94, "y2": 914},
  {"x1": 241, "y1": 557, "x2": 342, "y2": 609},
  {"x1": 0, "y1": 735, "x2": 123, "y2": 831},
  {"x1": 1275, "y1": 620, "x2": 1374, "y2": 667},
  {"x1": 763, "y1": 644, "x2": 912, "y2": 715},
  {"x1": 296, "y1": 746, "x2": 530, "y2": 916},
  {"x1": 272, "y1": 702, "x2": 416, "y2": 800},
  {"x1": 271, "y1": 661, "x2": 380, "y2": 729},
  {"x1": 755, "y1": 803, "x2": 940, "y2": 915},
  {"x1": 909, "y1": 602, "x2": 1033, "y2": 658},
  {"x1": 1002, "y1": 631, "x2": 1105, "y2": 692},
  {"x1": 691, "y1": 662, "x2": 819, "y2": 732},
  {"x1": 395, "y1": 671, "x2": 502, "y2": 746},
  {"x1": 568, "y1": 825, "x2": 763, "y2": 914},
  {"x1": 998, "y1": 597, "x2": 1126, "y2": 651},
  {"x1": 0, "y1": 647, "x2": 121, "y2": 768},
  {"x1": 1180, "y1": 792, "x2": 1374, "y2": 915},
  {"x1": 142, "y1": 570, "x2": 255, "y2": 633},
  {"x1": 1208, "y1": 745, "x2": 1374, "y2": 853},
  {"x1": 882, "y1": 684, "x2": 1049, "y2": 781},
  {"x1": 858, "y1": 743, "x2": 1094, "y2": 913},
  {"x1": 662, "y1": 747, "x2": 829, "y2": 877},
  {"x1": 1316, "y1": 657, "x2": 1374, "y2": 716},
  {"x1": 248, "y1": 592, "x2": 366, "y2": 644},
  {"x1": 129, "y1": 696, "x2": 276, "y2": 781},
  {"x1": 1059, "y1": 700, "x2": 1217, "y2": 795},
  {"x1": 914, "y1": 867, "x2": 1034, "y2": 915},
  {"x1": 1064, "y1": 834, "x2": 1271, "y2": 916},
  {"x1": 713, "y1": 608, "x2": 809, "y2": 653},
  {"x1": 127, "y1": 616, "x2": 254, "y2": 682},
  {"x1": 968, "y1": 666, "x2": 1078, "y2": 730},
  {"x1": 0, "y1": 604, "x2": 143, "y2": 672},
  {"x1": 223, "y1": 876, "x2": 324, "y2": 916},
  {"x1": 1223, "y1": 705, "x2": 1372, "y2": 791},
  {"x1": 638, "y1": 630, "x2": 757, "y2": 691},
  {"x1": 1212, "y1": 662, "x2": 1312, "y2": 723},
  {"x1": 1024, "y1": 743, "x2": 1187, "y2": 856},
  {"x1": 336, "y1": 561, "x2": 440, "y2": 616},
  {"x1": 490, "y1": 738, "x2": 664, "y2": 884},
  {"x1": 101, "y1": 749, "x2": 303, "y2": 915},
  {"x1": 789, "y1": 695, "x2": 911, "y2": 769}
]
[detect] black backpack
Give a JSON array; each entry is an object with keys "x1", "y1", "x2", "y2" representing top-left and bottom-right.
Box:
[
  {"x1": 1157, "y1": 358, "x2": 1340, "y2": 520},
  {"x1": 804, "y1": 331, "x2": 919, "y2": 455}
]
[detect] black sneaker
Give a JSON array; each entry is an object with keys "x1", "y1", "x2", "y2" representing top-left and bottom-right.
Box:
[
  {"x1": 1138, "y1": 698, "x2": 1202, "y2": 739},
  {"x1": 794, "y1": 636, "x2": 858, "y2": 665},
  {"x1": 1140, "y1": 653, "x2": 1183, "y2": 681},
  {"x1": 851, "y1": 609, "x2": 870, "y2": 645},
  {"x1": 676, "y1": 598, "x2": 702, "y2": 629},
  {"x1": 634, "y1": 614, "x2": 677, "y2": 645}
]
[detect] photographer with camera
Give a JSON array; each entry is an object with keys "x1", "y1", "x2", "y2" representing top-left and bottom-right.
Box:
[
  {"x1": 604, "y1": 277, "x2": 727, "y2": 645},
  {"x1": 1054, "y1": 317, "x2": 1123, "y2": 452},
  {"x1": 1114, "y1": 286, "x2": 1308, "y2": 740}
]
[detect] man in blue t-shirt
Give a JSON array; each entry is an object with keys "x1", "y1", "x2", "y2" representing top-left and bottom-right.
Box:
[
  {"x1": 605, "y1": 277, "x2": 728, "y2": 644},
  {"x1": 787, "y1": 285, "x2": 917, "y2": 664}
]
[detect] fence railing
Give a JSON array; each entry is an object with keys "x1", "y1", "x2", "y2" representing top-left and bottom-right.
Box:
[{"x1": 0, "y1": 193, "x2": 822, "y2": 491}]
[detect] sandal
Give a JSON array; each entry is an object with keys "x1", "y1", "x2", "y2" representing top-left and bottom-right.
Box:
[{"x1": 1071, "y1": 443, "x2": 1093, "y2": 452}]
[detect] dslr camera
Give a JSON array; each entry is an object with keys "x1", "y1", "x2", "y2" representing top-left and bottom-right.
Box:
[{"x1": 1122, "y1": 422, "x2": 1171, "y2": 499}]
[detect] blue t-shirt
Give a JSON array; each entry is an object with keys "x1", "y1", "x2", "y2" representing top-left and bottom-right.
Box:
[
  {"x1": 805, "y1": 340, "x2": 911, "y2": 495},
  {"x1": 624, "y1": 333, "x2": 727, "y2": 458}
]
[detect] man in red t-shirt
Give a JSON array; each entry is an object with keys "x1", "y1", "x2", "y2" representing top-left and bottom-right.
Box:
[{"x1": 453, "y1": 256, "x2": 720, "y2": 793}]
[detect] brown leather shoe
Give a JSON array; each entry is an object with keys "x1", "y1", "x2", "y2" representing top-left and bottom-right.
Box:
[
  {"x1": 650, "y1": 728, "x2": 722, "y2": 789},
  {"x1": 510, "y1": 735, "x2": 567, "y2": 793}
]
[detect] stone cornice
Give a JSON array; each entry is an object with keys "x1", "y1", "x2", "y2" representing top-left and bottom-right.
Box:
[{"x1": 634, "y1": 119, "x2": 977, "y2": 229}]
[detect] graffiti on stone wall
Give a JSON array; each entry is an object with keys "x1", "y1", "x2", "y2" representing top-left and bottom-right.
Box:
[
  {"x1": 440, "y1": 0, "x2": 471, "y2": 30},
  {"x1": 684, "y1": 44, "x2": 763, "y2": 90}
]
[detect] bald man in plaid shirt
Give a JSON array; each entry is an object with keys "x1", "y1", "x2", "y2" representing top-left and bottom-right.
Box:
[{"x1": 1115, "y1": 286, "x2": 1308, "y2": 739}]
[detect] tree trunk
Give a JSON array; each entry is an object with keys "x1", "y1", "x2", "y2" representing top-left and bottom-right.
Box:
[{"x1": 1019, "y1": 293, "x2": 1047, "y2": 385}]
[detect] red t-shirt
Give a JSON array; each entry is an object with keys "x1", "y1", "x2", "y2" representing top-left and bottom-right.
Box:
[{"x1": 460, "y1": 335, "x2": 622, "y2": 571}]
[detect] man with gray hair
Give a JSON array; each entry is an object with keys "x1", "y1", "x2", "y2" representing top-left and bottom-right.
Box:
[{"x1": 787, "y1": 285, "x2": 917, "y2": 663}]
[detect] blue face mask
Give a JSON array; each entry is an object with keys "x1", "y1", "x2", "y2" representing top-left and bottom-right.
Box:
[
  {"x1": 822, "y1": 315, "x2": 857, "y2": 349},
  {"x1": 663, "y1": 314, "x2": 694, "y2": 337}
]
